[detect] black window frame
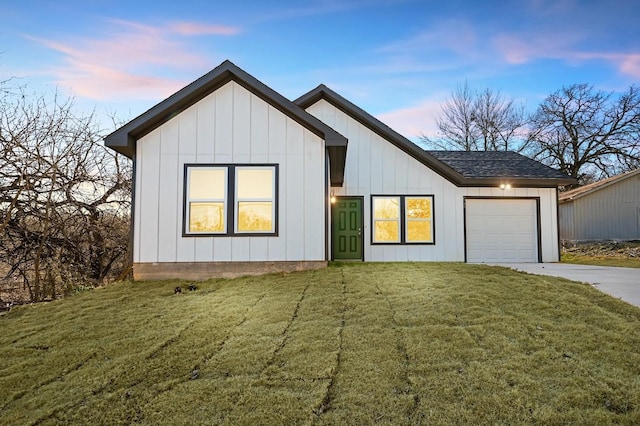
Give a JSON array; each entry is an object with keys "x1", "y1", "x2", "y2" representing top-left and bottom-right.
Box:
[
  {"x1": 370, "y1": 194, "x2": 435, "y2": 245},
  {"x1": 183, "y1": 163, "x2": 279, "y2": 237}
]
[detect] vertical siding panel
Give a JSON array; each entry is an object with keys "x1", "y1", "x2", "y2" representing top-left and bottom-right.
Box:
[
  {"x1": 342, "y1": 116, "x2": 358, "y2": 193},
  {"x1": 369, "y1": 132, "x2": 383, "y2": 193},
  {"x1": 196, "y1": 94, "x2": 215, "y2": 161},
  {"x1": 214, "y1": 82, "x2": 234, "y2": 163},
  {"x1": 231, "y1": 238, "x2": 250, "y2": 261},
  {"x1": 213, "y1": 238, "x2": 232, "y2": 261},
  {"x1": 304, "y1": 130, "x2": 324, "y2": 260},
  {"x1": 407, "y1": 162, "x2": 421, "y2": 193},
  {"x1": 286, "y1": 119, "x2": 305, "y2": 260},
  {"x1": 381, "y1": 140, "x2": 396, "y2": 193},
  {"x1": 357, "y1": 126, "x2": 370, "y2": 195},
  {"x1": 133, "y1": 141, "x2": 144, "y2": 263},
  {"x1": 395, "y1": 151, "x2": 408, "y2": 193},
  {"x1": 268, "y1": 105, "x2": 286, "y2": 158},
  {"x1": 233, "y1": 83, "x2": 251, "y2": 163},
  {"x1": 138, "y1": 131, "x2": 161, "y2": 263},
  {"x1": 286, "y1": 118, "x2": 304, "y2": 155},
  {"x1": 250, "y1": 94, "x2": 269, "y2": 161},
  {"x1": 250, "y1": 238, "x2": 268, "y2": 261},
  {"x1": 195, "y1": 237, "x2": 214, "y2": 261},
  {"x1": 179, "y1": 105, "x2": 198, "y2": 156},
  {"x1": 157, "y1": 119, "x2": 179, "y2": 262}
]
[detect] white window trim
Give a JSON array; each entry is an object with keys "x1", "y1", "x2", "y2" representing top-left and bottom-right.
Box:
[
  {"x1": 185, "y1": 166, "x2": 228, "y2": 235},
  {"x1": 372, "y1": 196, "x2": 401, "y2": 243},
  {"x1": 234, "y1": 166, "x2": 277, "y2": 234},
  {"x1": 405, "y1": 196, "x2": 433, "y2": 243}
]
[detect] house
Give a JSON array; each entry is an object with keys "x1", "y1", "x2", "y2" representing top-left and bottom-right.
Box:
[
  {"x1": 105, "y1": 60, "x2": 575, "y2": 280},
  {"x1": 559, "y1": 169, "x2": 640, "y2": 242}
]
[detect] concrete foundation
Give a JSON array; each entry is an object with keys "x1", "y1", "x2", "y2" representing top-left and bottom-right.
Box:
[{"x1": 133, "y1": 261, "x2": 328, "y2": 281}]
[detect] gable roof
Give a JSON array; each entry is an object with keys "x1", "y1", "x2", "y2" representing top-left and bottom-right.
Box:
[
  {"x1": 295, "y1": 84, "x2": 576, "y2": 188},
  {"x1": 559, "y1": 168, "x2": 640, "y2": 202},
  {"x1": 104, "y1": 60, "x2": 348, "y2": 186}
]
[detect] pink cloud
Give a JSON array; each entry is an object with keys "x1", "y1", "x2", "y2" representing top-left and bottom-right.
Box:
[
  {"x1": 618, "y1": 53, "x2": 640, "y2": 78},
  {"x1": 50, "y1": 60, "x2": 188, "y2": 101},
  {"x1": 493, "y1": 31, "x2": 640, "y2": 79},
  {"x1": 24, "y1": 19, "x2": 241, "y2": 101},
  {"x1": 492, "y1": 34, "x2": 537, "y2": 64},
  {"x1": 573, "y1": 52, "x2": 640, "y2": 79},
  {"x1": 376, "y1": 96, "x2": 446, "y2": 141}
]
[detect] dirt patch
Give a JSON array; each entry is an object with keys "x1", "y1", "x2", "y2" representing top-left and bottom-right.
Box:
[{"x1": 562, "y1": 241, "x2": 640, "y2": 258}]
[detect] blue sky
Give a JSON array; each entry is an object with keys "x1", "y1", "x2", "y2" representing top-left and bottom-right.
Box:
[{"x1": 2, "y1": 0, "x2": 639, "y2": 139}]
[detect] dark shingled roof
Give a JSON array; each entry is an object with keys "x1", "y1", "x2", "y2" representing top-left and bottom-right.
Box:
[{"x1": 427, "y1": 151, "x2": 574, "y2": 181}]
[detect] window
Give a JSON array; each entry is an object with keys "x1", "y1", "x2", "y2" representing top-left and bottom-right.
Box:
[
  {"x1": 187, "y1": 168, "x2": 227, "y2": 234},
  {"x1": 405, "y1": 197, "x2": 433, "y2": 242},
  {"x1": 373, "y1": 197, "x2": 400, "y2": 242},
  {"x1": 371, "y1": 195, "x2": 434, "y2": 244},
  {"x1": 184, "y1": 164, "x2": 277, "y2": 236},
  {"x1": 235, "y1": 167, "x2": 275, "y2": 233}
]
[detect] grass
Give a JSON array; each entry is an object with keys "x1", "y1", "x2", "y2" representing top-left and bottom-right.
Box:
[
  {"x1": 2, "y1": 262, "x2": 640, "y2": 425},
  {"x1": 562, "y1": 252, "x2": 640, "y2": 268}
]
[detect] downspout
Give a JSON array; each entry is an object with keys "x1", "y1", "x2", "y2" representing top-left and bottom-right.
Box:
[
  {"x1": 127, "y1": 149, "x2": 137, "y2": 280},
  {"x1": 324, "y1": 150, "x2": 330, "y2": 262},
  {"x1": 556, "y1": 188, "x2": 561, "y2": 262}
]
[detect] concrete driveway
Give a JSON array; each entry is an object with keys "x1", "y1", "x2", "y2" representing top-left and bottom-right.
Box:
[{"x1": 490, "y1": 263, "x2": 640, "y2": 308}]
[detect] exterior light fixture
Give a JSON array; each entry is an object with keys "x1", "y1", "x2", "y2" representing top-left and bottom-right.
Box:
[
  {"x1": 499, "y1": 183, "x2": 511, "y2": 190},
  {"x1": 330, "y1": 190, "x2": 337, "y2": 204}
]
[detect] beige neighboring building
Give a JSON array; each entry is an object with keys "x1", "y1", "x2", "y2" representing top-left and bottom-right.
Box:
[{"x1": 559, "y1": 169, "x2": 640, "y2": 242}]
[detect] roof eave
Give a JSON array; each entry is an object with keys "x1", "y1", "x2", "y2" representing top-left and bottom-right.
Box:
[
  {"x1": 559, "y1": 168, "x2": 640, "y2": 202},
  {"x1": 460, "y1": 177, "x2": 577, "y2": 188},
  {"x1": 104, "y1": 62, "x2": 348, "y2": 183},
  {"x1": 295, "y1": 85, "x2": 468, "y2": 186}
]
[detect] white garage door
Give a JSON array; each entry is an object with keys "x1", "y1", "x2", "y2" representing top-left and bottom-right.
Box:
[{"x1": 465, "y1": 198, "x2": 539, "y2": 263}]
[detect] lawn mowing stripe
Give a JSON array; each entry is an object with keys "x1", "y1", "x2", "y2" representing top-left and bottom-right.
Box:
[
  {"x1": 257, "y1": 280, "x2": 311, "y2": 376},
  {"x1": 313, "y1": 266, "x2": 418, "y2": 425},
  {"x1": 312, "y1": 267, "x2": 346, "y2": 418},
  {"x1": 374, "y1": 280, "x2": 420, "y2": 419}
]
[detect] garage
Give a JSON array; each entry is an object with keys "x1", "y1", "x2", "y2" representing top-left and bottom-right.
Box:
[{"x1": 465, "y1": 198, "x2": 540, "y2": 263}]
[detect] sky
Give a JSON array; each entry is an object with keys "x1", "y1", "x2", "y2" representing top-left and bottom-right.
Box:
[{"x1": 1, "y1": 0, "x2": 639, "y2": 141}]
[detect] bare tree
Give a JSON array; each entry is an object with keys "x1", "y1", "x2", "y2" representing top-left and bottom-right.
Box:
[
  {"x1": 0, "y1": 84, "x2": 131, "y2": 303},
  {"x1": 422, "y1": 82, "x2": 527, "y2": 152},
  {"x1": 527, "y1": 83, "x2": 640, "y2": 185}
]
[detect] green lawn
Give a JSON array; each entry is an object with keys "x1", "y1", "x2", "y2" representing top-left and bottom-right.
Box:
[
  {"x1": 562, "y1": 252, "x2": 640, "y2": 268},
  {"x1": 2, "y1": 263, "x2": 640, "y2": 425}
]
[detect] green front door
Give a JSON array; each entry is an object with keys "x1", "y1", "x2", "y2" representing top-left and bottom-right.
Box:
[{"x1": 331, "y1": 197, "x2": 363, "y2": 260}]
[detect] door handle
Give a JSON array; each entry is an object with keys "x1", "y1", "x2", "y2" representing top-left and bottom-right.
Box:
[{"x1": 358, "y1": 227, "x2": 362, "y2": 236}]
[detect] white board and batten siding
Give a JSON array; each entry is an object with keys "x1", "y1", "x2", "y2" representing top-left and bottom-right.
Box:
[
  {"x1": 305, "y1": 99, "x2": 561, "y2": 263},
  {"x1": 134, "y1": 81, "x2": 326, "y2": 264}
]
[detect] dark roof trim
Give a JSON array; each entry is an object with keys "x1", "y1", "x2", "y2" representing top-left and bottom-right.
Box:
[
  {"x1": 104, "y1": 61, "x2": 348, "y2": 186},
  {"x1": 295, "y1": 84, "x2": 575, "y2": 188},
  {"x1": 559, "y1": 168, "x2": 640, "y2": 202}
]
